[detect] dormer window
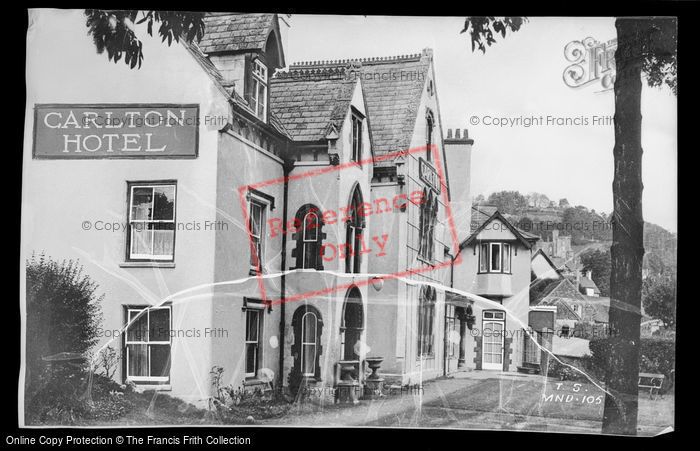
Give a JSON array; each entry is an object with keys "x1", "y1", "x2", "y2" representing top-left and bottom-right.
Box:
[
  {"x1": 351, "y1": 108, "x2": 364, "y2": 163},
  {"x1": 251, "y1": 59, "x2": 268, "y2": 121}
]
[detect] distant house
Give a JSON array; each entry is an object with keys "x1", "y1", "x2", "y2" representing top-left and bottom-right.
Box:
[
  {"x1": 531, "y1": 278, "x2": 585, "y2": 336},
  {"x1": 579, "y1": 270, "x2": 601, "y2": 296},
  {"x1": 581, "y1": 295, "x2": 609, "y2": 324},
  {"x1": 531, "y1": 249, "x2": 563, "y2": 281}
]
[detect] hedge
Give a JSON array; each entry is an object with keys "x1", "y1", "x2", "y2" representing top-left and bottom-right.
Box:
[{"x1": 588, "y1": 336, "x2": 675, "y2": 376}]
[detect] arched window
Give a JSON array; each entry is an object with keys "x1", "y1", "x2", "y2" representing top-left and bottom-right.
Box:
[
  {"x1": 301, "y1": 312, "x2": 318, "y2": 376},
  {"x1": 418, "y1": 190, "x2": 438, "y2": 261},
  {"x1": 341, "y1": 287, "x2": 364, "y2": 360},
  {"x1": 292, "y1": 205, "x2": 324, "y2": 270},
  {"x1": 428, "y1": 197, "x2": 438, "y2": 261},
  {"x1": 345, "y1": 185, "x2": 364, "y2": 273},
  {"x1": 417, "y1": 285, "x2": 436, "y2": 357},
  {"x1": 426, "y1": 110, "x2": 435, "y2": 161},
  {"x1": 291, "y1": 306, "x2": 323, "y2": 383}
]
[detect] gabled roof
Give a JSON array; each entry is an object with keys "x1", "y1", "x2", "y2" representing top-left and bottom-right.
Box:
[
  {"x1": 532, "y1": 249, "x2": 563, "y2": 278},
  {"x1": 286, "y1": 51, "x2": 432, "y2": 159},
  {"x1": 470, "y1": 205, "x2": 498, "y2": 232},
  {"x1": 269, "y1": 72, "x2": 358, "y2": 142},
  {"x1": 582, "y1": 296, "x2": 610, "y2": 323},
  {"x1": 579, "y1": 275, "x2": 600, "y2": 291},
  {"x1": 199, "y1": 13, "x2": 277, "y2": 55},
  {"x1": 533, "y1": 278, "x2": 586, "y2": 321},
  {"x1": 183, "y1": 40, "x2": 291, "y2": 140},
  {"x1": 460, "y1": 206, "x2": 539, "y2": 250}
]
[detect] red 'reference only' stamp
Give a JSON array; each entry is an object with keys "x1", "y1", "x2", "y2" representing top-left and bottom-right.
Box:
[{"x1": 237, "y1": 144, "x2": 462, "y2": 305}]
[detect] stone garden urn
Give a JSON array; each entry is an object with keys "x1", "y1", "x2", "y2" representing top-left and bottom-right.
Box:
[{"x1": 363, "y1": 356, "x2": 384, "y2": 399}]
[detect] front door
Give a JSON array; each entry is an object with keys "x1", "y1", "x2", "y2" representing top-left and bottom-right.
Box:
[
  {"x1": 482, "y1": 312, "x2": 505, "y2": 370},
  {"x1": 445, "y1": 305, "x2": 460, "y2": 373}
]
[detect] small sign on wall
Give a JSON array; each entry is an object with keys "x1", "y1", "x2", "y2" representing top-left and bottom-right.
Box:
[
  {"x1": 419, "y1": 157, "x2": 440, "y2": 194},
  {"x1": 529, "y1": 308, "x2": 555, "y2": 332},
  {"x1": 33, "y1": 104, "x2": 199, "y2": 159}
]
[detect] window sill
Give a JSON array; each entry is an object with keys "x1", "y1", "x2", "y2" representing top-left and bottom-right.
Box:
[
  {"x1": 130, "y1": 383, "x2": 172, "y2": 392},
  {"x1": 477, "y1": 271, "x2": 512, "y2": 275},
  {"x1": 416, "y1": 255, "x2": 436, "y2": 267},
  {"x1": 120, "y1": 262, "x2": 175, "y2": 268}
]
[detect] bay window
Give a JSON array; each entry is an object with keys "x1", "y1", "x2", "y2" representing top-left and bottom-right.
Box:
[{"x1": 478, "y1": 242, "x2": 512, "y2": 273}]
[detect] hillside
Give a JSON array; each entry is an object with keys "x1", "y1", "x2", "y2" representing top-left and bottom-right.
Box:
[{"x1": 474, "y1": 191, "x2": 677, "y2": 276}]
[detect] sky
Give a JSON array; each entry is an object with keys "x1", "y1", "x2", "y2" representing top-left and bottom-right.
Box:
[{"x1": 283, "y1": 16, "x2": 677, "y2": 232}]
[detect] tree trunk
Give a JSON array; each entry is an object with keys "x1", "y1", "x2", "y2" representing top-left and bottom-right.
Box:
[{"x1": 602, "y1": 18, "x2": 646, "y2": 435}]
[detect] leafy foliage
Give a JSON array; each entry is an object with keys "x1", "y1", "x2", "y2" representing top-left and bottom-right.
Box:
[
  {"x1": 25, "y1": 253, "x2": 104, "y2": 389},
  {"x1": 461, "y1": 17, "x2": 528, "y2": 53},
  {"x1": 26, "y1": 364, "x2": 134, "y2": 425},
  {"x1": 480, "y1": 190, "x2": 529, "y2": 215},
  {"x1": 618, "y1": 19, "x2": 677, "y2": 95},
  {"x1": 84, "y1": 10, "x2": 205, "y2": 69},
  {"x1": 589, "y1": 336, "x2": 675, "y2": 377},
  {"x1": 642, "y1": 276, "x2": 676, "y2": 328},
  {"x1": 209, "y1": 366, "x2": 292, "y2": 424}
]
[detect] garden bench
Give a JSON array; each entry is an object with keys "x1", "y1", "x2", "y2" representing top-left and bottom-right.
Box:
[{"x1": 638, "y1": 372, "x2": 665, "y2": 400}]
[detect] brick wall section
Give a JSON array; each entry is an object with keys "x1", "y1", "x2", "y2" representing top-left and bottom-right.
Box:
[
  {"x1": 474, "y1": 336, "x2": 482, "y2": 370},
  {"x1": 503, "y1": 337, "x2": 513, "y2": 371}
]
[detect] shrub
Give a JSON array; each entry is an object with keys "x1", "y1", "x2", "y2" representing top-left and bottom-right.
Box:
[
  {"x1": 639, "y1": 337, "x2": 675, "y2": 375},
  {"x1": 25, "y1": 364, "x2": 133, "y2": 425},
  {"x1": 588, "y1": 336, "x2": 675, "y2": 378},
  {"x1": 25, "y1": 253, "x2": 105, "y2": 423}
]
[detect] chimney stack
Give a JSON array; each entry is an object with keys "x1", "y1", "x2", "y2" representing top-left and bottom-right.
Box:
[{"x1": 443, "y1": 127, "x2": 475, "y2": 242}]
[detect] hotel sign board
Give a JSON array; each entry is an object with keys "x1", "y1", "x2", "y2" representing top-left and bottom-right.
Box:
[
  {"x1": 419, "y1": 157, "x2": 441, "y2": 194},
  {"x1": 33, "y1": 104, "x2": 199, "y2": 159}
]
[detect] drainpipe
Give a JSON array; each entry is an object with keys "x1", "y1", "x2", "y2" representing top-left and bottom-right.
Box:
[
  {"x1": 278, "y1": 158, "x2": 293, "y2": 390},
  {"x1": 443, "y1": 251, "x2": 456, "y2": 377}
]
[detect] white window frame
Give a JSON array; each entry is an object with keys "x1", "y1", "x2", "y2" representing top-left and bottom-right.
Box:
[
  {"x1": 301, "y1": 312, "x2": 318, "y2": 377},
  {"x1": 479, "y1": 243, "x2": 489, "y2": 272},
  {"x1": 251, "y1": 59, "x2": 268, "y2": 121},
  {"x1": 489, "y1": 242, "x2": 502, "y2": 272},
  {"x1": 302, "y1": 211, "x2": 319, "y2": 269},
  {"x1": 248, "y1": 199, "x2": 266, "y2": 272},
  {"x1": 244, "y1": 305, "x2": 264, "y2": 378},
  {"x1": 483, "y1": 310, "x2": 505, "y2": 320},
  {"x1": 125, "y1": 306, "x2": 171, "y2": 383},
  {"x1": 479, "y1": 242, "x2": 512, "y2": 273},
  {"x1": 417, "y1": 287, "x2": 436, "y2": 358},
  {"x1": 503, "y1": 243, "x2": 511, "y2": 273},
  {"x1": 128, "y1": 184, "x2": 177, "y2": 261},
  {"x1": 351, "y1": 113, "x2": 363, "y2": 162}
]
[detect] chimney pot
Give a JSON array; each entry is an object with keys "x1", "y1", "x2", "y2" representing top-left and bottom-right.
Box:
[
  {"x1": 455, "y1": 129, "x2": 461, "y2": 139},
  {"x1": 447, "y1": 129, "x2": 453, "y2": 138},
  {"x1": 463, "y1": 129, "x2": 468, "y2": 139}
]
